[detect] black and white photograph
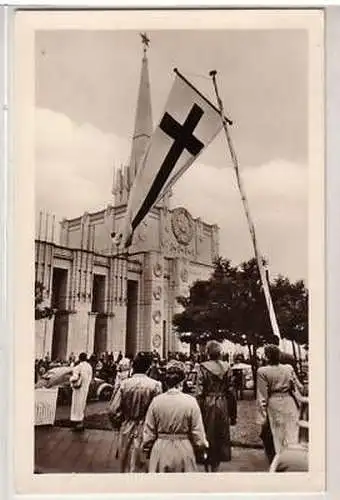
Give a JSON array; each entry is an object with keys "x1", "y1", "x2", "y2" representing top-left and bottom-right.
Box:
[{"x1": 12, "y1": 9, "x2": 325, "y2": 495}]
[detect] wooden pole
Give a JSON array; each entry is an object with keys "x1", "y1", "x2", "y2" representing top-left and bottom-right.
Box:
[{"x1": 209, "y1": 70, "x2": 281, "y2": 341}]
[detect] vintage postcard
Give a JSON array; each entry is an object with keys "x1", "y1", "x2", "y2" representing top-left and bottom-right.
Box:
[{"x1": 12, "y1": 8, "x2": 324, "y2": 495}]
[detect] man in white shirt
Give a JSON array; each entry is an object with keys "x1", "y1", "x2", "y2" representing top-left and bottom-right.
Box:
[{"x1": 70, "y1": 352, "x2": 93, "y2": 432}]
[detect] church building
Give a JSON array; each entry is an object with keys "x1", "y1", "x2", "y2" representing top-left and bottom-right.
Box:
[{"x1": 35, "y1": 38, "x2": 219, "y2": 361}]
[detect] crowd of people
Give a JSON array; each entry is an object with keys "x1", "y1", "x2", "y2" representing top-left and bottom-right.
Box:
[
  {"x1": 35, "y1": 337, "x2": 308, "y2": 474},
  {"x1": 107, "y1": 341, "x2": 237, "y2": 473},
  {"x1": 35, "y1": 349, "x2": 235, "y2": 389}
]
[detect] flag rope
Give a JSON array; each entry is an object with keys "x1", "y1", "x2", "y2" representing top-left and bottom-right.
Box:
[{"x1": 209, "y1": 70, "x2": 282, "y2": 340}]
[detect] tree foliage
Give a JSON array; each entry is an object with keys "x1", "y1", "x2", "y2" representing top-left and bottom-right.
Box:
[
  {"x1": 35, "y1": 281, "x2": 55, "y2": 320},
  {"x1": 173, "y1": 257, "x2": 308, "y2": 350}
]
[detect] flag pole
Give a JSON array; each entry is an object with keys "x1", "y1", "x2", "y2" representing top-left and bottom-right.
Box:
[{"x1": 209, "y1": 70, "x2": 282, "y2": 343}]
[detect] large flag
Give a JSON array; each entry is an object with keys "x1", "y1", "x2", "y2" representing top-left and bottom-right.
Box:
[{"x1": 115, "y1": 69, "x2": 231, "y2": 249}]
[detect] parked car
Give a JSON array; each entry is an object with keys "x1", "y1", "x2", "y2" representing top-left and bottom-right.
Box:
[{"x1": 35, "y1": 366, "x2": 114, "y2": 405}]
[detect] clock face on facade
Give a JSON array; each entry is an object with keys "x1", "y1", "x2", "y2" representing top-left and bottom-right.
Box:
[{"x1": 171, "y1": 208, "x2": 194, "y2": 246}]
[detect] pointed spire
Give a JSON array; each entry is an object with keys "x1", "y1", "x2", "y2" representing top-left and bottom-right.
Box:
[{"x1": 129, "y1": 33, "x2": 153, "y2": 181}]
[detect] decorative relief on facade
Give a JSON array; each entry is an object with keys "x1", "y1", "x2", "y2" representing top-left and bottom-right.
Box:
[
  {"x1": 105, "y1": 204, "x2": 114, "y2": 216},
  {"x1": 153, "y1": 286, "x2": 162, "y2": 301},
  {"x1": 166, "y1": 241, "x2": 195, "y2": 259},
  {"x1": 94, "y1": 255, "x2": 109, "y2": 266},
  {"x1": 137, "y1": 227, "x2": 147, "y2": 242},
  {"x1": 128, "y1": 261, "x2": 142, "y2": 273},
  {"x1": 171, "y1": 208, "x2": 194, "y2": 246},
  {"x1": 152, "y1": 310, "x2": 161, "y2": 324},
  {"x1": 152, "y1": 334, "x2": 161, "y2": 348},
  {"x1": 153, "y1": 262, "x2": 163, "y2": 277},
  {"x1": 82, "y1": 211, "x2": 89, "y2": 221},
  {"x1": 180, "y1": 269, "x2": 188, "y2": 282},
  {"x1": 54, "y1": 247, "x2": 73, "y2": 259}
]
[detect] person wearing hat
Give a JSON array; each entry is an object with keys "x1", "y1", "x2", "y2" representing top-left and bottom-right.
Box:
[
  {"x1": 108, "y1": 351, "x2": 162, "y2": 473},
  {"x1": 195, "y1": 340, "x2": 237, "y2": 472},
  {"x1": 142, "y1": 360, "x2": 208, "y2": 473}
]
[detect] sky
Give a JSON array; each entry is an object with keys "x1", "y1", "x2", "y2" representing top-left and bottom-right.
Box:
[{"x1": 35, "y1": 29, "x2": 308, "y2": 282}]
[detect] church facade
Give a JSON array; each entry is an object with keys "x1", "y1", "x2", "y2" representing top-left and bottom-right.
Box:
[{"x1": 35, "y1": 43, "x2": 219, "y2": 361}]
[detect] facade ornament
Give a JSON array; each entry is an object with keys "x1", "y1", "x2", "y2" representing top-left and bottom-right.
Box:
[
  {"x1": 153, "y1": 286, "x2": 162, "y2": 300},
  {"x1": 138, "y1": 227, "x2": 146, "y2": 242},
  {"x1": 152, "y1": 334, "x2": 161, "y2": 348},
  {"x1": 153, "y1": 262, "x2": 163, "y2": 277},
  {"x1": 180, "y1": 268, "x2": 188, "y2": 283},
  {"x1": 81, "y1": 211, "x2": 90, "y2": 223},
  {"x1": 152, "y1": 310, "x2": 161, "y2": 324},
  {"x1": 171, "y1": 207, "x2": 194, "y2": 246}
]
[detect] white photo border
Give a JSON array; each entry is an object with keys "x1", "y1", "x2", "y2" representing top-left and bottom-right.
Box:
[{"x1": 1, "y1": 4, "x2": 333, "y2": 499}]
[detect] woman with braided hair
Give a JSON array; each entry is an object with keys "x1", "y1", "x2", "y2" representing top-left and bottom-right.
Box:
[{"x1": 142, "y1": 360, "x2": 208, "y2": 472}]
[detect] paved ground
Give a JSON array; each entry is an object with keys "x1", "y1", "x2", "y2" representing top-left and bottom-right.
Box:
[
  {"x1": 55, "y1": 394, "x2": 262, "y2": 448},
  {"x1": 35, "y1": 426, "x2": 268, "y2": 474}
]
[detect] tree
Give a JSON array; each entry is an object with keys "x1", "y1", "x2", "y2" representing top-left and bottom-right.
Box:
[
  {"x1": 173, "y1": 257, "x2": 309, "y2": 391},
  {"x1": 270, "y1": 276, "x2": 308, "y2": 375},
  {"x1": 35, "y1": 281, "x2": 55, "y2": 320},
  {"x1": 271, "y1": 276, "x2": 308, "y2": 348}
]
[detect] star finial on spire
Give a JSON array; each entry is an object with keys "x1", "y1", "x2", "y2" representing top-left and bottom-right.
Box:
[{"x1": 140, "y1": 32, "x2": 150, "y2": 54}]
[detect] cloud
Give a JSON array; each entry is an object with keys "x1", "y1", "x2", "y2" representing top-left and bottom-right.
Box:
[
  {"x1": 35, "y1": 108, "x2": 307, "y2": 282},
  {"x1": 170, "y1": 159, "x2": 307, "y2": 282},
  {"x1": 35, "y1": 108, "x2": 130, "y2": 222}
]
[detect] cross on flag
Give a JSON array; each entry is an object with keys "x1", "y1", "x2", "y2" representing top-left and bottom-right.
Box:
[{"x1": 116, "y1": 69, "x2": 229, "y2": 249}]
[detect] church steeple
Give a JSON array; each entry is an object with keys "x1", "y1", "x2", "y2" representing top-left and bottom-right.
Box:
[
  {"x1": 113, "y1": 33, "x2": 153, "y2": 206},
  {"x1": 129, "y1": 32, "x2": 153, "y2": 180}
]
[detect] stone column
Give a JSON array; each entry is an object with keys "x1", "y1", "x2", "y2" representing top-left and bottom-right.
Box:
[
  {"x1": 106, "y1": 314, "x2": 116, "y2": 353},
  {"x1": 35, "y1": 317, "x2": 55, "y2": 359},
  {"x1": 35, "y1": 319, "x2": 46, "y2": 359},
  {"x1": 86, "y1": 312, "x2": 97, "y2": 355},
  {"x1": 67, "y1": 303, "x2": 90, "y2": 357},
  {"x1": 59, "y1": 219, "x2": 69, "y2": 247},
  {"x1": 111, "y1": 255, "x2": 128, "y2": 355}
]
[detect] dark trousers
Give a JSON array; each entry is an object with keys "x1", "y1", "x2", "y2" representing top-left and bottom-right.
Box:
[{"x1": 260, "y1": 418, "x2": 276, "y2": 464}]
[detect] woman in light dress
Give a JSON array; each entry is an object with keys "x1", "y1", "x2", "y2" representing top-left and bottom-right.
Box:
[
  {"x1": 142, "y1": 360, "x2": 208, "y2": 473},
  {"x1": 257, "y1": 344, "x2": 302, "y2": 456},
  {"x1": 269, "y1": 398, "x2": 309, "y2": 472}
]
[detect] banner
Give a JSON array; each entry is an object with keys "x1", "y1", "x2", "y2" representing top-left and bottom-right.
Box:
[{"x1": 116, "y1": 70, "x2": 228, "y2": 248}]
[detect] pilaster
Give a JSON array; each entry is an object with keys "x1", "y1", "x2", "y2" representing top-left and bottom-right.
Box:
[
  {"x1": 35, "y1": 317, "x2": 55, "y2": 359},
  {"x1": 140, "y1": 252, "x2": 165, "y2": 355}
]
